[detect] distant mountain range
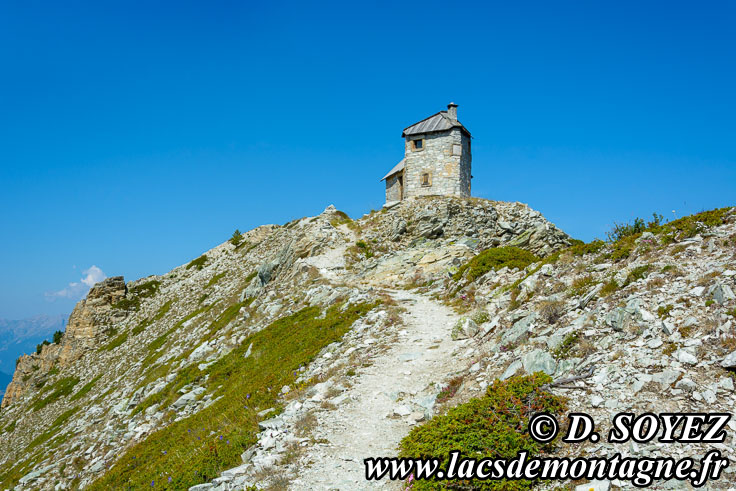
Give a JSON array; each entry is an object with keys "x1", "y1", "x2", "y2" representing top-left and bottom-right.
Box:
[{"x1": 0, "y1": 314, "x2": 67, "y2": 390}]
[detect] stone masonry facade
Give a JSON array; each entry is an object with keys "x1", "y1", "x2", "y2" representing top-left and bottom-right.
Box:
[
  {"x1": 382, "y1": 104, "x2": 472, "y2": 204},
  {"x1": 403, "y1": 127, "x2": 471, "y2": 199},
  {"x1": 385, "y1": 173, "x2": 402, "y2": 202}
]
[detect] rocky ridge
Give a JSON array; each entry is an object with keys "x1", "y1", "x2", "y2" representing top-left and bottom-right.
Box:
[
  {"x1": 1, "y1": 197, "x2": 733, "y2": 490},
  {"x1": 0, "y1": 196, "x2": 569, "y2": 490}
]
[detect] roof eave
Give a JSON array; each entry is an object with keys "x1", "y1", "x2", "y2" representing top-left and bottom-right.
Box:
[{"x1": 402, "y1": 124, "x2": 471, "y2": 138}]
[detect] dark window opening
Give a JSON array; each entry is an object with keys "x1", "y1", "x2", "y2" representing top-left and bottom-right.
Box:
[
  {"x1": 413, "y1": 139, "x2": 423, "y2": 150},
  {"x1": 421, "y1": 173, "x2": 430, "y2": 187}
]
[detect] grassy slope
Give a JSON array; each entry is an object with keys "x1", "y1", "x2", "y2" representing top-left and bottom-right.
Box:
[{"x1": 90, "y1": 300, "x2": 379, "y2": 490}]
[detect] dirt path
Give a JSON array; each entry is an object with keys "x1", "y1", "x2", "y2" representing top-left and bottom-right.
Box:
[{"x1": 290, "y1": 290, "x2": 462, "y2": 490}]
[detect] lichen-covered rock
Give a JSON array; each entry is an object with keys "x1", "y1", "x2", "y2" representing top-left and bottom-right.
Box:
[{"x1": 451, "y1": 318, "x2": 479, "y2": 340}]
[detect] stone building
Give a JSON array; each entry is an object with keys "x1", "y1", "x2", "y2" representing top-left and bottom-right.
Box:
[{"x1": 381, "y1": 103, "x2": 472, "y2": 204}]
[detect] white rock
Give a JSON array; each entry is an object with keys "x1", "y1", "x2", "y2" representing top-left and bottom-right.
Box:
[
  {"x1": 674, "y1": 349, "x2": 697, "y2": 365},
  {"x1": 500, "y1": 360, "x2": 522, "y2": 380},
  {"x1": 675, "y1": 378, "x2": 697, "y2": 391},
  {"x1": 702, "y1": 389, "x2": 717, "y2": 404},
  {"x1": 719, "y1": 377, "x2": 734, "y2": 391},
  {"x1": 647, "y1": 338, "x2": 663, "y2": 349},
  {"x1": 721, "y1": 351, "x2": 736, "y2": 368},
  {"x1": 394, "y1": 405, "x2": 411, "y2": 417}
]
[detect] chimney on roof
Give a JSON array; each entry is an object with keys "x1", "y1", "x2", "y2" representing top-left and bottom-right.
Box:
[{"x1": 447, "y1": 102, "x2": 458, "y2": 121}]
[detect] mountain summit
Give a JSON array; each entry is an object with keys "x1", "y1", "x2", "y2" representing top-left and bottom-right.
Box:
[{"x1": 1, "y1": 198, "x2": 734, "y2": 490}]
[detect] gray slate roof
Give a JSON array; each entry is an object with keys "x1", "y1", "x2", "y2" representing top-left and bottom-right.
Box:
[
  {"x1": 380, "y1": 159, "x2": 404, "y2": 181},
  {"x1": 402, "y1": 111, "x2": 470, "y2": 137}
]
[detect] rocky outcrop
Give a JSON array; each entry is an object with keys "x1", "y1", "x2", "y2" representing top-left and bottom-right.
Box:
[
  {"x1": 59, "y1": 276, "x2": 127, "y2": 362},
  {"x1": 346, "y1": 197, "x2": 571, "y2": 288},
  {"x1": 1, "y1": 343, "x2": 62, "y2": 409},
  {"x1": 359, "y1": 196, "x2": 571, "y2": 257},
  {"x1": 1, "y1": 276, "x2": 127, "y2": 408}
]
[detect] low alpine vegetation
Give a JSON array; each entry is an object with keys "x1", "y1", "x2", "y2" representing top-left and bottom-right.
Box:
[
  {"x1": 187, "y1": 255, "x2": 208, "y2": 271},
  {"x1": 399, "y1": 373, "x2": 567, "y2": 490},
  {"x1": 92, "y1": 300, "x2": 379, "y2": 490},
  {"x1": 453, "y1": 247, "x2": 539, "y2": 283},
  {"x1": 30, "y1": 376, "x2": 80, "y2": 412}
]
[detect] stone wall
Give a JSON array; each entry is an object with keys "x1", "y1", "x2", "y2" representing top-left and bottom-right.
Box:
[
  {"x1": 403, "y1": 128, "x2": 470, "y2": 199},
  {"x1": 384, "y1": 173, "x2": 402, "y2": 202}
]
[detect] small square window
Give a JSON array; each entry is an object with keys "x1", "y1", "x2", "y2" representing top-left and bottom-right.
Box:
[
  {"x1": 421, "y1": 173, "x2": 431, "y2": 187},
  {"x1": 413, "y1": 139, "x2": 423, "y2": 150}
]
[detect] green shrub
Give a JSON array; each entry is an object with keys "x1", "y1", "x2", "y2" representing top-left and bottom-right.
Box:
[
  {"x1": 141, "y1": 303, "x2": 217, "y2": 368},
  {"x1": 94, "y1": 300, "x2": 379, "y2": 490},
  {"x1": 30, "y1": 376, "x2": 80, "y2": 411},
  {"x1": 608, "y1": 235, "x2": 636, "y2": 262},
  {"x1": 607, "y1": 217, "x2": 646, "y2": 242},
  {"x1": 569, "y1": 275, "x2": 596, "y2": 297},
  {"x1": 329, "y1": 211, "x2": 352, "y2": 228},
  {"x1": 551, "y1": 331, "x2": 580, "y2": 359},
  {"x1": 399, "y1": 373, "x2": 567, "y2": 490},
  {"x1": 111, "y1": 296, "x2": 141, "y2": 311},
  {"x1": 206, "y1": 272, "x2": 226, "y2": 288},
  {"x1": 624, "y1": 265, "x2": 650, "y2": 286},
  {"x1": 131, "y1": 280, "x2": 161, "y2": 299},
  {"x1": 354, "y1": 240, "x2": 374, "y2": 258},
  {"x1": 453, "y1": 247, "x2": 539, "y2": 283},
  {"x1": 52, "y1": 330, "x2": 64, "y2": 344},
  {"x1": 436, "y1": 376, "x2": 464, "y2": 403},
  {"x1": 657, "y1": 304, "x2": 674, "y2": 319},
  {"x1": 600, "y1": 279, "x2": 619, "y2": 297},
  {"x1": 131, "y1": 319, "x2": 152, "y2": 336},
  {"x1": 35, "y1": 340, "x2": 50, "y2": 354},
  {"x1": 186, "y1": 255, "x2": 208, "y2": 271},
  {"x1": 538, "y1": 300, "x2": 565, "y2": 324},
  {"x1": 654, "y1": 207, "x2": 732, "y2": 242},
  {"x1": 205, "y1": 301, "x2": 246, "y2": 338},
  {"x1": 229, "y1": 229, "x2": 243, "y2": 247},
  {"x1": 568, "y1": 239, "x2": 605, "y2": 256},
  {"x1": 2, "y1": 421, "x2": 15, "y2": 434},
  {"x1": 26, "y1": 407, "x2": 78, "y2": 451},
  {"x1": 661, "y1": 265, "x2": 681, "y2": 275},
  {"x1": 471, "y1": 310, "x2": 490, "y2": 325},
  {"x1": 70, "y1": 375, "x2": 102, "y2": 402},
  {"x1": 132, "y1": 300, "x2": 174, "y2": 336},
  {"x1": 100, "y1": 332, "x2": 128, "y2": 352}
]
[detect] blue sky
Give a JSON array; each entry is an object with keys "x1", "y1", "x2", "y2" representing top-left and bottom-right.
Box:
[{"x1": 1, "y1": 0, "x2": 734, "y2": 320}]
